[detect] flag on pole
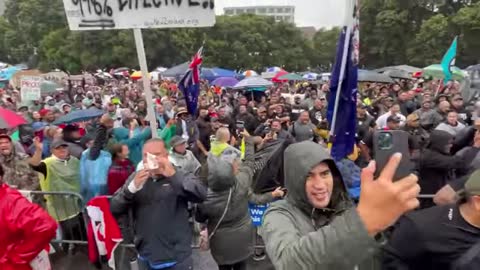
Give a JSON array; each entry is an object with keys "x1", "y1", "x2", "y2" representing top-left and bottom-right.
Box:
[
  {"x1": 327, "y1": 0, "x2": 359, "y2": 161},
  {"x1": 441, "y1": 36, "x2": 457, "y2": 84},
  {"x1": 179, "y1": 47, "x2": 203, "y2": 115}
]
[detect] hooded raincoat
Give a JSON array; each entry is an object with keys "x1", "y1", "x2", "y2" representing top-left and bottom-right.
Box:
[
  {"x1": 196, "y1": 138, "x2": 255, "y2": 266},
  {"x1": 260, "y1": 141, "x2": 379, "y2": 270},
  {"x1": 0, "y1": 184, "x2": 57, "y2": 270},
  {"x1": 418, "y1": 130, "x2": 466, "y2": 197}
]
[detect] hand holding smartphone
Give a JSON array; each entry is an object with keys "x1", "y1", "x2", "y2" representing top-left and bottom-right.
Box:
[{"x1": 373, "y1": 130, "x2": 413, "y2": 181}]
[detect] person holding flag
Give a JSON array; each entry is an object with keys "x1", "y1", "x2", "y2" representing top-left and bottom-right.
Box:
[
  {"x1": 260, "y1": 1, "x2": 421, "y2": 270},
  {"x1": 177, "y1": 47, "x2": 206, "y2": 158},
  {"x1": 179, "y1": 46, "x2": 203, "y2": 116}
]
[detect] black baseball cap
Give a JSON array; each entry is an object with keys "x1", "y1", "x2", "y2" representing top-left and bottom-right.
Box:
[{"x1": 387, "y1": 115, "x2": 401, "y2": 123}]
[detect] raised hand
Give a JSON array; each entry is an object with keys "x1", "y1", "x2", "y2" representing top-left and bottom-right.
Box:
[{"x1": 357, "y1": 153, "x2": 420, "y2": 236}]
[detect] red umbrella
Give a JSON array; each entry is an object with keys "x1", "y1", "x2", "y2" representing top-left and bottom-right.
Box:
[
  {"x1": 0, "y1": 107, "x2": 27, "y2": 129},
  {"x1": 272, "y1": 70, "x2": 289, "y2": 83}
]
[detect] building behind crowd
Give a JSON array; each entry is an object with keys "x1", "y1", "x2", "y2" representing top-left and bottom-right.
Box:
[{"x1": 224, "y1": 5, "x2": 295, "y2": 23}]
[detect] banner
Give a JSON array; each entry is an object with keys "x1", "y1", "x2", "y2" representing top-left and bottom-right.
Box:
[
  {"x1": 20, "y1": 76, "x2": 42, "y2": 101},
  {"x1": 62, "y1": 0, "x2": 216, "y2": 30}
]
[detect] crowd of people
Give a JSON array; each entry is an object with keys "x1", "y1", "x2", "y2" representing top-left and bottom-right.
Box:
[{"x1": 1, "y1": 74, "x2": 480, "y2": 270}]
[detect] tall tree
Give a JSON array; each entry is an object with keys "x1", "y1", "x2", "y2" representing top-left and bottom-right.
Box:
[{"x1": 407, "y1": 14, "x2": 451, "y2": 67}]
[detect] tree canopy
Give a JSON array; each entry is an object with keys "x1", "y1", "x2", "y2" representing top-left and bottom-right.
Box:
[{"x1": 0, "y1": 0, "x2": 478, "y2": 73}]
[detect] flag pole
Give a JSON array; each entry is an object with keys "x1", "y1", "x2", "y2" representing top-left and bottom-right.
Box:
[
  {"x1": 329, "y1": 0, "x2": 355, "y2": 138},
  {"x1": 134, "y1": 28, "x2": 159, "y2": 138}
]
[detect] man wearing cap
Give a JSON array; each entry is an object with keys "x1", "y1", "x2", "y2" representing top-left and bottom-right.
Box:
[
  {"x1": 415, "y1": 98, "x2": 433, "y2": 127},
  {"x1": 168, "y1": 136, "x2": 201, "y2": 175},
  {"x1": 385, "y1": 115, "x2": 402, "y2": 131},
  {"x1": 31, "y1": 139, "x2": 84, "y2": 240},
  {"x1": 175, "y1": 107, "x2": 200, "y2": 154},
  {"x1": 375, "y1": 103, "x2": 406, "y2": 129},
  {"x1": 383, "y1": 170, "x2": 480, "y2": 269},
  {"x1": 356, "y1": 103, "x2": 375, "y2": 143},
  {"x1": 0, "y1": 134, "x2": 42, "y2": 191},
  {"x1": 39, "y1": 109, "x2": 55, "y2": 125},
  {"x1": 403, "y1": 113, "x2": 429, "y2": 152}
]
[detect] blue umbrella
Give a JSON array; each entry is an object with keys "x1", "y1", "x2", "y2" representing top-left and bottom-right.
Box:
[
  {"x1": 53, "y1": 108, "x2": 104, "y2": 125},
  {"x1": 211, "y1": 77, "x2": 239, "y2": 87},
  {"x1": 202, "y1": 67, "x2": 238, "y2": 82}
]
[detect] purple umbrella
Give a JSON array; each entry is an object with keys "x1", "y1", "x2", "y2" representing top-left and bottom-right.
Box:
[{"x1": 211, "y1": 77, "x2": 239, "y2": 88}]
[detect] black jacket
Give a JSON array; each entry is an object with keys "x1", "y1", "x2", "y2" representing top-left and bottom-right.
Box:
[
  {"x1": 418, "y1": 130, "x2": 465, "y2": 197},
  {"x1": 110, "y1": 170, "x2": 207, "y2": 265},
  {"x1": 383, "y1": 204, "x2": 480, "y2": 270}
]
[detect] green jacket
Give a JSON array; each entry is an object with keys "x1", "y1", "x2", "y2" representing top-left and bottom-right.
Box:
[{"x1": 260, "y1": 141, "x2": 381, "y2": 270}]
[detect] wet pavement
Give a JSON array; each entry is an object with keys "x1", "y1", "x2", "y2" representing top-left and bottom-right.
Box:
[{"x1": 51, "y1": 246, "x2": 275, "y2": 270}]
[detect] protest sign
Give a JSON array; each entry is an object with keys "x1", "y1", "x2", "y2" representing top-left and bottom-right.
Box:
[
  {"x1": 248, "y1": 203, "x2": 270, "y2": 227},
  {"x1": 21, "y1": 76, "x2": 42, "y2": 101},
  {"x1": 62, "y1": 0, "x2": 216, "y2": 30}
]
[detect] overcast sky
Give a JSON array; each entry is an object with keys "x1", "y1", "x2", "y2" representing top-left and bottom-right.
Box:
[{"x1": 215, "y1": 0, "x2": 346, "y2": 29}]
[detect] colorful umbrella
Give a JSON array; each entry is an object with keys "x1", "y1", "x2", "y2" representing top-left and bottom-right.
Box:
[
  {"x1": 272, "y1": 70, "x2": 289, "y2": 83},
  {"x1": 0, "y1": 107, "x2": 27, "y2": 129},
  {"x1": 53, "y1": 108, "x2": 104, "y2": 125},
  {"x1": 130, "y1": 71, "x2": 143, "y2": 80},
  {"x1": 278, "y1": 73, "x2": 304, "y2": 81},
  {"x1": 302, "y1": 73, "x2": 318, "y2": 80},
  {"x1": 211, "y1": 77, "x2": 239, "y2": 87},
  {"x1": 202, "y1": 68, "x2": 238, "y2": 82},
  {"x1": 266, "y1": 66, "x2": 283, "y2": 73},
  {"x1": 233, "y1": 77, "x2": 273, "y2": 90},
  {"x1": 423, "y1": 64, "x2": 465, "y2": 81},
  {"x1": 243, "y1": 70, "x2": 258, "y2": 77}
]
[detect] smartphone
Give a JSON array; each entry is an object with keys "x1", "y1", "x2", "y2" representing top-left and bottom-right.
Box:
[
  {"x1": 236, "y1": 120, "x2": 245, "y2": 136},
  {"x1": 145, "y1": 152, "x2": 159, "y2": 170},
  {"x1": 373, "y1": 130, "x2": 413, "y2": 181},
  {"x1": 236, "y1": 120, "x2": 245, "y2": 131}
]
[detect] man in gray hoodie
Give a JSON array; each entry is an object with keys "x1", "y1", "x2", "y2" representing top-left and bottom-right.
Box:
[
  {"x1": 261, "y1": 141, "x2": 420, "y2": 270},
  {"x1": 288, "y1": 111, "x2": 317, "y2": 142}
]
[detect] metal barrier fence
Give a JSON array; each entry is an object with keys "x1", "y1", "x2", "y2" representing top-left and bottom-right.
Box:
[{"x1": 20, "y1": 190, "x2": 88, "y2": 246}]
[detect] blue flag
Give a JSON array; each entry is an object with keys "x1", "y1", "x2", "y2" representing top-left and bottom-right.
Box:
[
  {"x1": 179, "y1": 47, "x2": 203, "y2": 115},
  {"x1": 441, "y1": 36, "x2": 457, "y2": 83},
  {"x1": 327, "y1": 3, "x2": 359, "y2": 161}
]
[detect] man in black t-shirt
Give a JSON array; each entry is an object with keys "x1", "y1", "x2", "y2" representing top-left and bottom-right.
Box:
[{"x1": 383, "y1": 170, "x2": 480, "y2": 270}]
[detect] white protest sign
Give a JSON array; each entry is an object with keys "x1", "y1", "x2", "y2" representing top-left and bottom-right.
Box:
[
  {"x1": 21, "y1": 76, "x2": 42, "y2": 101},
  {"x1": 62, "y1": 0, "x2": 216, "y2": 30}
]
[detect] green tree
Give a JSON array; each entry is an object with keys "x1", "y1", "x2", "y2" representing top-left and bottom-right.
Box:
[
  {"x1": 311, "y1": 27, "x2": 341, "y2": 70},
  {"x1": 407, "y1": 14, "x2": 451, "y2": 67},
  {"x1": 3, "y1": 0, "x2": 66, "y2": 63},
  {"x1": 452, "y1": 2, "x2": 480, "y2": 66}
]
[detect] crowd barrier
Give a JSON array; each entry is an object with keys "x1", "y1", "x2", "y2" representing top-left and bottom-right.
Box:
[{"x1": 18, "y1": 190, "x2": 438, "y2": 268}]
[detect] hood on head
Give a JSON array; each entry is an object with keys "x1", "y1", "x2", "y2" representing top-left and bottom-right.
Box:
[
  {"x1": 428, "y1": 130, "x2": 454, "y2": 154},
  {"x1": 206, "y1": 154, "x2": 235, "y2": 192},
  {"x1": 284, "y1": 141, "x2": 350, "y2": 213}
]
